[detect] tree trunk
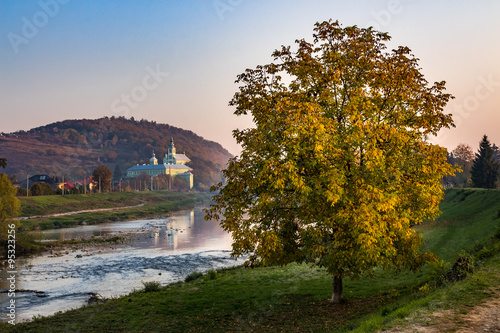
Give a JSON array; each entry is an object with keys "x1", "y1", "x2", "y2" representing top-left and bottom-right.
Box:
[{"x1": 330, "y1": 274, "x2": 343, "y2": 304}]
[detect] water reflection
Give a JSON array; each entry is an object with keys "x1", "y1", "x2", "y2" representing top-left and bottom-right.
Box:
[{"x1": 0, "y1": 206, "x2": 240, "y2": 323}]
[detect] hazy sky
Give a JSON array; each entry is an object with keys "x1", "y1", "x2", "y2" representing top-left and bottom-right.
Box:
[{"x1": 1, "y1": 0, "x2": 499, "y2": 155}]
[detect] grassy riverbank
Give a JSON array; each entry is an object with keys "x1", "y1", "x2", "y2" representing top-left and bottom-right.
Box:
[
  {"x1": 17, "y1": 191, "x2": 211, "y2": 231},
  {"x1": 2, "y1": 189, "x2": 500, "y2": 332}
]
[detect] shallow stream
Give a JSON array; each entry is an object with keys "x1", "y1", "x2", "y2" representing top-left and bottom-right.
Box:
[{"x1": 0, "y1": 206, "x2": 240, "y2": 323}]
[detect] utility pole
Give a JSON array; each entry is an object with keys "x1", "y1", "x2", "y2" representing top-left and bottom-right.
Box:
[
  {"x1": 84, "y1": 172, "x2": 86, "y2": 195},
  {"x1": 99, "y1": 176, "x2": 101, "y2": 194},
  {"x1": 62, "y1": 175, "x2": 64, "y2": 195},
  {"x1": 26, "y1": 172, "x2": 29, "y2": 197}
]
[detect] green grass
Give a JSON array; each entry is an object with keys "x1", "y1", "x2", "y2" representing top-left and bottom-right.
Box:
[
  {"x1": 17, "y1": 191, "x2": 210, "y2": 231},
  {"x1": 1, "y1": 189, "x2": 499, "y2": 332}
]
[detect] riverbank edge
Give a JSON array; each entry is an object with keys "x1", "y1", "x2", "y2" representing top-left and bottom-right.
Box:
[
  {"x1": 18, "y1": 191, "x2": 211, "y2": 231},
  {"x1": 3, "y1": 191, "x2": 212, "y2": 257}
]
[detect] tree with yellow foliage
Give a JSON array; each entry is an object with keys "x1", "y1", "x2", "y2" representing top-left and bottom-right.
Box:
[
  {"x1": 206, "y1": 20, "x2": 456, "y2": 303},
  {"x1": 0, "y1": 158, "x2": 20, "y2": 255}
]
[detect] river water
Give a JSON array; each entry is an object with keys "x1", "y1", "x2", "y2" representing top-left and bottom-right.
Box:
[{"x1": 0, "y1": 206, "x2": 240, "y2": 323}]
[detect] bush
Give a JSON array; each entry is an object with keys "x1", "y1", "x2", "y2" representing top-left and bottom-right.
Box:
[
  {"x1": 449, "y1": 253, "x2": 474, "y2": 282},
  {"x1": 142, "y1": 281, "x2": 161, "y2": 292},
  {"x1": 429, "y1": 260, "x2": 449, "y2": 287},
  {"x1": 206, "y1": 269, "x2": 218, "y2": 280},
  {"x1": 185, "y1": 271, "x2": 203, "y2": 282},
  {"x1": 16, "y1": 187, "x2": 31, "y2": 196},
  {"x1": 30, "y1": 182, "x2": 54, "y2": 196}
]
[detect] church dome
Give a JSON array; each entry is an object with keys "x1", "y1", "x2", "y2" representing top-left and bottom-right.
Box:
[{"x1": 150, "y1": 151, "x2": 158, "y2": 165}]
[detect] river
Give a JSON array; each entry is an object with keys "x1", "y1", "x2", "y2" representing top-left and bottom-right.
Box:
[{"x1": 0, "y1": 206, "x2": 240, "y2": 323}]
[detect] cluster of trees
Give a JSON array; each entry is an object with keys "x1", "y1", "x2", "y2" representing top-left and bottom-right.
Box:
[{"x1": 445, "y1": 135, "x2": 500, "y2": 188}]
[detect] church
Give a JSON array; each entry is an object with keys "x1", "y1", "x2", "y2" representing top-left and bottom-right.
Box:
[{"x1": 126, "y1": 138, "x2": 193, "y2": 189}]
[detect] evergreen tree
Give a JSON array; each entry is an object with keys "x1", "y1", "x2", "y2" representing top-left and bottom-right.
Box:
[
  {"x1": 471, "y1": 135, "x2": 499, "y2": 188},
  {"x1": 113, "y1": 164, "x2": 122, "y2": 182}
]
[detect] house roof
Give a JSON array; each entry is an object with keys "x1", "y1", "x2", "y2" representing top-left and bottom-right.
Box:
[
  {"x1": 18, "y1": 174, "x2": 59, "y2": 190},
  {"x1": 174, "y1": 153, "x2": 190, "y2": 162},
  {"x1": 128, "y1": 164, "x2": 193, "y2": 171},
  {"x1": 72, "y1": 176, "x2": 93, "y2": 185}
]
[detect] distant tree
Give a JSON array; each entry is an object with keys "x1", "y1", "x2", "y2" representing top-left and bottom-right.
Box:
[
  {"x1": 92, "y1": 165, "x2": 112, "y2": 192},
  {"x1": 136, "y1": 172, "x2": 151, "y2": 191},
  {"x1": 453, "y1": 144, "x2": 474, "y2": 166},
  {"x1": 62, "y1": 128, "x2": 80, "y2": 143},
  {"x1": 171, "y1": 175, "x2": 189, "y2": 191},
  {"x1": 206, "y1": 21, "x2": 456, "y2": 303},
  {"x1": 156, "y1": 174, "x2": 170, "y2": 190},
  {"x1": 106, "y1": 150, "x2": 118, "y2": 162},
  {"x1": 16, "y1": 187, "x2": 30, "y2": 197},
  {"x1": 493, "y1": 144, "x2": 500, "y2": 163},
  {"x1": 449, "y1": 143, "x2": 475, "y2": 187},
  {"x1": 113, "y1": 164, "x2": 122, "y2": 182},
  {"x1": 0, "y1": 158, "x2": 21, "y2": 249},
  {"x1": 471, "y1": 135, "x2": 499, "y2": 188},
  {"x1": 30, "y1": 183, "x2": 54, "y2": 196}
]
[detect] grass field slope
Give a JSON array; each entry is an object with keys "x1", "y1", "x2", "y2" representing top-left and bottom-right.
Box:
[{"x1": 1, "y1": 189, "x2": 499, "y2": 332}]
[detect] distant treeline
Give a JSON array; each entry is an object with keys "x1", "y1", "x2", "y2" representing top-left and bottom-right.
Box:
[{"x1": 444, "y1": 135, "x2": 500, "y2": 188}]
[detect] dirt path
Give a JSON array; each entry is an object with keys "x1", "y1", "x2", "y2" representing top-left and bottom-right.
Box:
[
  {"x1": 18, "y1": 202, "x2": 145, "y2": 220},
  {"x1": 382, "y1": 289, "x2": 500, "y2": 332}
]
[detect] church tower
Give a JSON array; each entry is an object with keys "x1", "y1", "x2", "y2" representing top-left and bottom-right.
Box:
[
  {"x1": 164, "y1": 138, "x2": 177, "y2": 164},
  {"x1": 168, "y1": 137, "x2": 176, "y2": 157}
]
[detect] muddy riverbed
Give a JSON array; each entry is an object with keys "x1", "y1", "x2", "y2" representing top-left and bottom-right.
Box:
[{"x1": 0, "y1": 206, "x2": 241, "y2": 323}]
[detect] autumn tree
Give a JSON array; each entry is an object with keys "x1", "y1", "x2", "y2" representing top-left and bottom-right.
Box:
[
  {"x1": 132, "y1": 172, "x2": 151, "y2": 191},
  {"x1": 471, "y1": 135, "x2": 499, "y2": 188},
  {"x1": 0, "y1": 158, "x2": 20, "y2": 249},
  {"x1": 30, "y1": 182, "x2": 54, "y2": 196},
  {"x1": 206, "y1": 21, "x2": 455, "y2": 303},
  {"x1": 448, "y1": 143, "x2": 474, "y2": 187},
  {"x1": 92, "y1": 165, "x2": 112, "y2": 192}
]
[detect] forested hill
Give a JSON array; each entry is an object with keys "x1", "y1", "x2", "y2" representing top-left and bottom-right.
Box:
[{"x1": 0, "y1": 117, "x2": 232, "y2": 190}]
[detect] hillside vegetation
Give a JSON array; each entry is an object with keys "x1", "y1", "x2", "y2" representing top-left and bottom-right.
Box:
[
  {"x1": 0, "y1": 117, "x2": 232, "y2": 190},
  {"x1": 2, "y1": 189, "x2": 499, "y2": 332}
]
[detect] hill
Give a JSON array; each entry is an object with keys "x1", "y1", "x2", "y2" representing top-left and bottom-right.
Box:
[{"x1": 0, "y1": 117, "x2": 232, "y2": 190}]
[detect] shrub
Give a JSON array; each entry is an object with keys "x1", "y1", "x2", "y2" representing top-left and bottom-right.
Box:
[
  {"x1": 429, "y1": 260, "x2": 449, "y2": 287},
  {"x1": 185, "y1": 271, "x2": 203, "y2": 282},
  {"x1": 142, "y1": 281, "x2": 161, "y2": 292},
  {"x1": 206, "y1": 269, "x2": 217, "y2": 280},
  {"x1": 449, "y1": 253, "x2": 474, "y2": 281}
]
